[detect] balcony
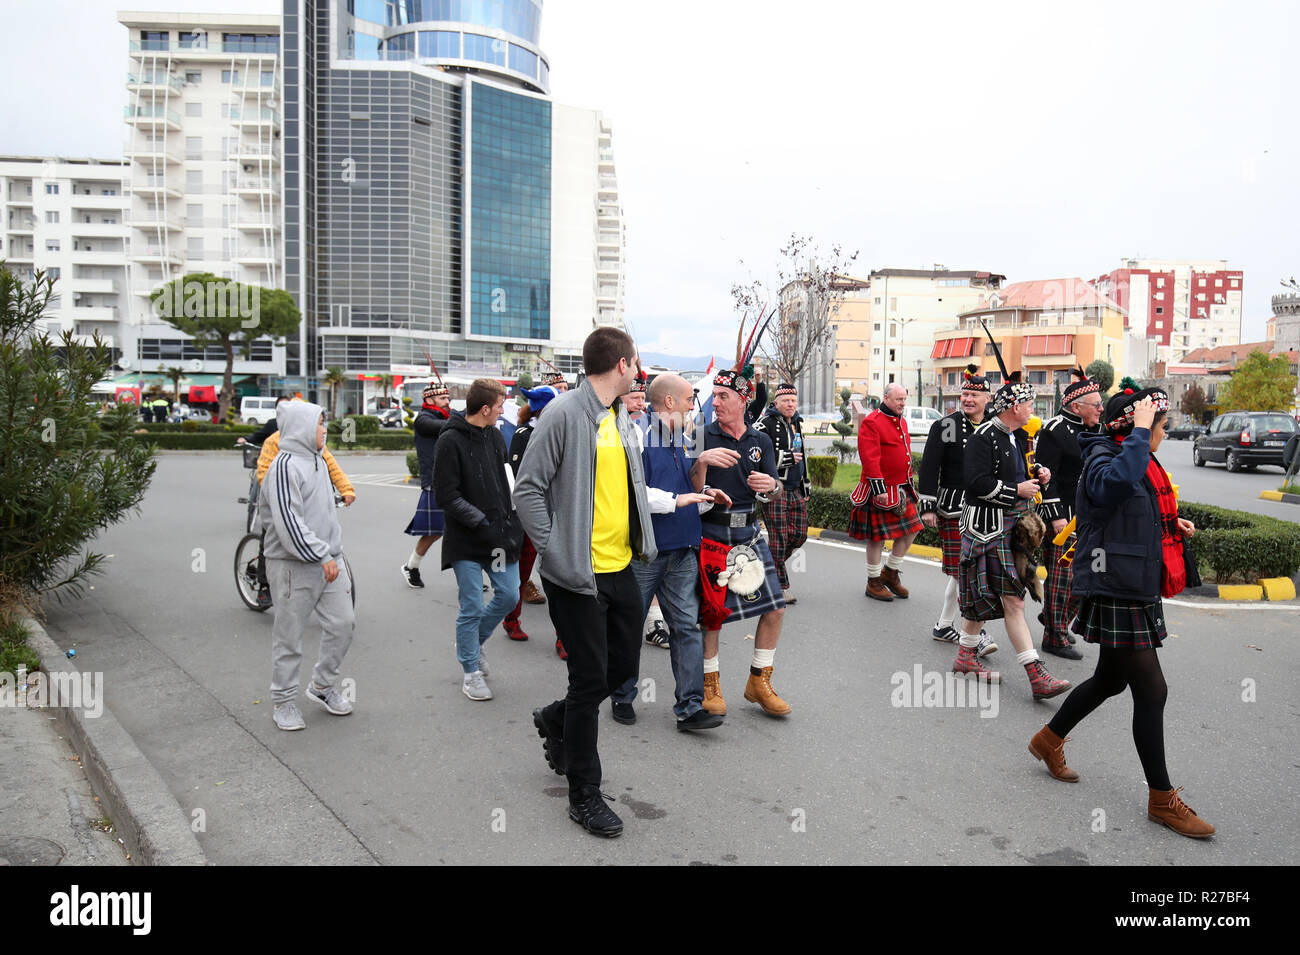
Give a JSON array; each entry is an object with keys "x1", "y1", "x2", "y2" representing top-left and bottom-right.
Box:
[
  {"x1": 71, "y1": 222, "x2": 128, "y2": 239},
  {"x1": 229, "y1": 106, "x2": 281, "y2": 129},
  {"x1": 231, "y1": 78, "x2": 281, "y2": 98},
  {"x1": 124, "y1": 105, "x2": 182, "y2": 131},
  {"x1": 126, "y1": 210, "x2": 183, "y2": 232},
  {"x1": 230, "y1": 142, "x2": 279, "y2": 164},
  {"x1": 126, "y1": 71, "x2": 184, "y2": 94},
  {"x1": 71, "y1": 305, "x2": 120, "y2": 323},
  {"x1": 128, "y1": 245, "x2": 183, "y2": 266},
  {"x1": 69, "y1": 194, "x2": 129, "y2": 210},
  {"x1": 70, "y1": 333, "x2": 114, "y2": 349},
  {"x1": 235, "y1": 247, "x2": 276, "y2": 265},
  {"x1": 236, "y1": 216, "x2": 280, "y2": 231},
  {"x1": 126, "y1": 177, "x2": 182, "y2": 200},
  {"x1": 233, "y1": 177, "x2": 275, "y2": 195},
  {"x1": 70, "y1": 249, "x2": 128, "y2": 266},
  {"x1": 130, "y1": 38, "x2": 278, "y2": 59},
  {"x1": 5, "y1": 216, "x2": 36, "y2": 233},
  {"x1": 126, "y1": 141, "x2": 184, "y2": 165},
  {"x1": 71, "y1": 277, "x2": 120, "y2": 294}
]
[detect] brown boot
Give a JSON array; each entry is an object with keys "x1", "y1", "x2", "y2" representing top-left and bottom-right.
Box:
[
  {"x1": 865, "y1": 575, "x2": 894, "y2": 601},
  {"x1": 702, "y1": 671, "x2": 727, "y2": 716},
  {"x1": 522, "y1": 580, "x2": 546, "y2": 604},
  {"x1": 1148, "y1": 787, "x2": 1215, "y2": 839},
  {"x1": 1028, "y1": 725, "x2": 1079, "y2": 782},
  {"x1": 880, "y1": 566, "x2": 909, "y2": 598},
  {"x1": 743, "y1": 667, "x2": 792, "y2": 716}
]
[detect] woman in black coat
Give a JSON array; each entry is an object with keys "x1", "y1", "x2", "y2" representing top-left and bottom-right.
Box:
[{"x1": 1027, "y1": 386, "x2": 1214, "y2": 838}]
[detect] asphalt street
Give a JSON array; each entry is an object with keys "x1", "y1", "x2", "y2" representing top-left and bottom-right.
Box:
[{"x1": 41, "y1": 452, "x2": 1300, "y2": 865}]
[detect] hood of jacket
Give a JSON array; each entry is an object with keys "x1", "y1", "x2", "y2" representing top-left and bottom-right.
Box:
[
  {"x1": 278, "y1": 400, "x2": 324, "y2": 458},
  {"x1": 1078, "y1": 429, "x2": 1118, "y2": 464}
]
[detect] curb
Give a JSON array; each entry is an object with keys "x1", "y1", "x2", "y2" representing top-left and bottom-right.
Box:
[
  {"x1": 23, "y1": 618, "x2": 208, "y2": 867},
  {"x1": 1259, "y1": 489, "x2": 1300, "y2": 505}
]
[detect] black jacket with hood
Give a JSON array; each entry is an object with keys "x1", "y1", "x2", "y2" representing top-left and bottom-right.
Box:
[{"x1": 434, "y1": 412, "x2": 523, "y2": 568}]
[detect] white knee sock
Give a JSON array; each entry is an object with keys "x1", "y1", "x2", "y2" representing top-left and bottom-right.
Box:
[
  {"x1": 407, "y1": 549, "x2": 423, "y2": 569},
  {"x1": 937, "y1": 577, "x2": 959, "y2": 628},
  {"x1": 703, "y1": 655, "x2": 719, "y2": 674},
  {"x1": 1016, "y1": 649, "x2": 1039, "y2": 666},
  {"x1": 959, "y1": 628, "x2": 981, "y2": 649},
  {"x1": 866, "y1": 559, "x2": 882, "y2": 579},
  {"x1": 751, "y1": 647, "x2": 775, "y2": 670},
  {"x1": 885, "y1": 551, "x2": 905, "y2": 570}
]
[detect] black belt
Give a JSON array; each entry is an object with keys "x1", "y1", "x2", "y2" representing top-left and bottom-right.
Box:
[{"x1": 701, "y1": 507, "x2": 759, "y2": 528}]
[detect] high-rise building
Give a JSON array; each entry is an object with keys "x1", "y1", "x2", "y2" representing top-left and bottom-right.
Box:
[
  {"x1": 284, "y1": 0, "x2": 625, "y2": 410},
  {"x1": 1091, "y1": 258, "x2": 1243, "y2": 363},
  {"x1": 117, "y1": 11, "x2": 285, "y2": 387},
  {"x1": 1, "y1": 156, "x2": 128, "y2": 350}
]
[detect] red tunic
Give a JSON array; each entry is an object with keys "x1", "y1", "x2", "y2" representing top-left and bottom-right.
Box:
[{"x1": 851, "y1": 408, "x2": 913, "y2": 508}]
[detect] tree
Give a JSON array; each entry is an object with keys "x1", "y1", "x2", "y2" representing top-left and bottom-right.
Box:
[
  {"x1": 515, "y1": 370, "x2": 534, "y2": 406},
  {"x1": 1, "y1": 268, "x2": 156, "y2": 615},
  {"x1": 830, "y1": 389, "x2": 856, "y2": 463},
  {"x1": 323, "y1": 366, "x2": 347, "y2": 421},
  {"x1": 1085, "y1": 359, "x2": 1115, "y2": 394},
  {"x1": 732, "y1": 234, "x2": 861, "y2": 390},
  {"x1": 378, "y1": 373, "x2": 394, "y2": 406},
  {"x1": 1180, "y1": 382, "x2": 1209, "y2": 422},
  {"x1": 161, "y1": 365, "x2": 185, "y2": 406},
  {"x1": 1216, "y1": 351, "x2": 1297, "y2": 412},
  {"x1": 150, "y1": 273, "x2": 301, "y2": 423}
]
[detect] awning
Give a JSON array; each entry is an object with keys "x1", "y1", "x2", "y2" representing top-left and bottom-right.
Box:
[
  {"x1": 1023, "y1": 334, "x2": 1075, "y2": 356},
  {"x1": 930, "y1": 337, "x2": 976, "y2": 359},
  {"x1": 109, "y1": 372, "x2": 253, "y2": 387}
]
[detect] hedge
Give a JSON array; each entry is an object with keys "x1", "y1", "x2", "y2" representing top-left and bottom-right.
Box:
[
  {"x1": 327, "y1": 414, "x2": 381, "y2": 436},
  {"x1": 131, "y1": 421, "x2": 254, "y2": 434},
  {"x1": 407, "y1": 451, "x2": 419, "y2": 478},
  {"x1": 807, "y1": 455, "x2": 837, "y2": 488},
  {"x1": 327, "y1": 432, "x2": 414, "y2": 451},
  {"x1": 116, "y1": 431, "x2": 242, "y2": 450}
]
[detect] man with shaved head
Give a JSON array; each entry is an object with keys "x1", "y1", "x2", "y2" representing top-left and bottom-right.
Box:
[{"x1": 608, "y1": 373, "x2": 730, "y2": 731}]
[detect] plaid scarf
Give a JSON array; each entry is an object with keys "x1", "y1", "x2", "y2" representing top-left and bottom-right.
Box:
[{"x1": 1116, "y1": 434, "x2": 1185, "y2": 596}]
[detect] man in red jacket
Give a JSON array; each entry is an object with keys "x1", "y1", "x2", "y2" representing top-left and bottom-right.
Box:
[{"x1": 848, "y1": 383, "x2": 922, "y2": 601}]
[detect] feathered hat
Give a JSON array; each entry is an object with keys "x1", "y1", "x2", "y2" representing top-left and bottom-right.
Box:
[
  {"x1": 1103, "y1": 376, "x2": 1169, "y2": 433},
  {"x1": 419, "y1": 347, "x2": 450, "y2": 402},
  {"x1": 538, "y1": 356, "x2": 567, "y2": 388},
  {"x1": 714, "y1": 306, "x2": 776, "y2": 401},
  {"x1": 629, "y1": 369, "x2": 648, "y2": 394},
  {"x1": 960, "y1": 362, "x2": 990, "y2": 393},
  {"x1": 774, "y1": 382, "x2": 798, "y2": 398},
  {"x1": 980, "y1": 320, "x2": 1035, "y2": 415},
  {"x1": 1061, "y1": 365, "x2": 1100, "y2": 407}
]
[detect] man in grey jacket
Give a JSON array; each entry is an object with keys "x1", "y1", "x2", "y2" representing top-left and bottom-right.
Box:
[
  {"x1": 515, "y1": 327, "x2": 657, "y2": 838},
  {"x1": 259, "y1": 400, "x2": 355, "y2": 731}
]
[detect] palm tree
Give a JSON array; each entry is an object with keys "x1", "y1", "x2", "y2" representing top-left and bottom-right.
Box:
[
  {"x1": 379, "y1": 373, "x2": 394, "y2": 408},
  {"x1": 164, "y1": 365, "x2": 185, "y2": 405},
  {"x1": 323, "y1": 366, "x2": 346, "y2": 420}
]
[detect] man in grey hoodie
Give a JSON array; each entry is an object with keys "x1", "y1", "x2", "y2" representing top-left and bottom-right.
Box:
[
  {"x1": 514, "y1": 327, "x2": 656, "y2": 838},
  {"x1": 259, "y1": 400, "x2": 355, "y2": 731}
]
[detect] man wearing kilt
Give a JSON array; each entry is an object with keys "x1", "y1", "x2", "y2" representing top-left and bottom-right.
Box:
[
  {"x1": 918, "y1": 365, "x2": 993, "y2": 653},
  {"x1": 848, "y1": 383, "x2": 922, "y2": 601},
  {"x1": 1033, "y1": 367, "x2": 1103, "y2": 660},
  {"x1": 692, "y1": 365, "x2": 792, "y2": 717},
  {"x1": 754, "y1": 383, "x2": 810, "y2": 604},
  {"x1": 400, "y1": 382, "x2": 452, "y2": 588},
  {"x1": 953, "y1": 373, "x2": 1071, "y2": 699}
]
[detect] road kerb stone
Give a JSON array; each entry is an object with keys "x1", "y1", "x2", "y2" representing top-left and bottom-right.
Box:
[
  {"x1": 1217, "y1": 584, "x2": 1264, "y2": 601},
  {"x1": 1259, "y1": 577, "x2": 1297, "y2": 600}
]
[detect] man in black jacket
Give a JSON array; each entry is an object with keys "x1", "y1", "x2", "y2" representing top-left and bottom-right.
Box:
[
  {"x1": 754, "y1": 383, "x2": 809, "y2": 603},
  {"x1": 435, "y1": 378, "x2": 523, "y2": 701},
  {"x1": 401, "y1": 382, "x2": 452, "y2": 589}
]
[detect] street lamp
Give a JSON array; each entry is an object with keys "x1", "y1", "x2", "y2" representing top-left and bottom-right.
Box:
[{"x1": 914, "y1": 358, "x2": 923, "y2": 407}]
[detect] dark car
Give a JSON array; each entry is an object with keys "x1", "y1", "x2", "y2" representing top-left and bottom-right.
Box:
[
  {"x1": 1166, "y1": 423, "x2": 1209, "y2": 440},
  {"x1": 1193, "y1": 411, "x2": 1299, "y2": 471}
]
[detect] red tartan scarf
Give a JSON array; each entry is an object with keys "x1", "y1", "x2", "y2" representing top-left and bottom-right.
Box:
[{"x1": 1115, "y1": 435, "x2": 1185, "y2": 596}]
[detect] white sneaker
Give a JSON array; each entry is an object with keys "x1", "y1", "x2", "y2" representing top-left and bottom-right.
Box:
[
  {"x1": 463, "y1": 671, "x2": 492, "y2": 701},
  {"x1": 477, "y1": 651, "x2": 489, "y2": 678},
  {"x1": 273, "y1": 702, "x2": 306, "y2": 731},
  {"x1": 976, "y1": 631, "x2": 999, "y2": 657},
  {"x1": 305, "y1": 682, "x2": 353, "y2": 715}
]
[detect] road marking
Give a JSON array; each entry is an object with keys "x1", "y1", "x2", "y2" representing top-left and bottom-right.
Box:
[{"x1": 347, "y1": 474, "x2": 414, "y2": 487}]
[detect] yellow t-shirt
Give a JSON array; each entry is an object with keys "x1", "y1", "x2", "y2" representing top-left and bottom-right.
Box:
[{"x1": 591, "y1": 409, "x2": 632, "y2": 573}]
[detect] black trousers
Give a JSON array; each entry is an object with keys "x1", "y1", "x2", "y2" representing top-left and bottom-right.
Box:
[{"x1": 541, "y1": 566, "x2": 644, "y2": 803}]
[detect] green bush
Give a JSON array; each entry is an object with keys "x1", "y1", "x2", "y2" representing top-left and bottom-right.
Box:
[
  {"x1": 118, "y1": 432, "x2": 240, "y2": 451},
  {"x1": 807, "y1": 455, "x2": 837, "y2": 488},
  {"x1": 1176, "y1": 502, "x2": 1300, "y2": 582},
  {"x1": 407, "y1": 451, "x2": 420, "y2": 478},
  {"x1": 327, "y1": 414, "x2": 382, "y2": 437},
  {"x1": 328, "y1": 432, "x2": 415, "y2": 451},
  {"x1": 0, "y1": 618, "x2": 40, "y2": 675}
]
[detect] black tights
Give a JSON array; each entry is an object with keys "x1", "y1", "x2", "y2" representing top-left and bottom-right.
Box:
[{"x1": 1048, "y1": 646, "x2": 1171, "y2": 791}]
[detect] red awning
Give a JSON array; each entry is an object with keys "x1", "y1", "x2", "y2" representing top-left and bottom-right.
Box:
[
  {"x1": 932, "y1": 337, "x2": 974, "y2": 359},
  {"x1": 930, "y1": 341, "x2": 947, "y2": 359}
]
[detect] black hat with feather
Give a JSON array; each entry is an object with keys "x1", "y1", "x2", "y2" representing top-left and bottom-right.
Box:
[{"x1": 980, "y1": 320, "x2": 1035, "y2": 415}]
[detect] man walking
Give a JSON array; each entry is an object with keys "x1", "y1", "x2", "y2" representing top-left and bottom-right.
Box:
[
  {"x1": 1034, "y1": 368, "x2": 1103, "y2": 660},
  {"x1": 400, "y1": 381, "x2": 452, "y2": 588},
  {"x1": 435, "y1": 378, "x2": 522, "y2": 701},
  {"x1": 849, "y1": 383, "x2": 922, "y2": 601},
  {"x1": 515, "y1": 327, "x2": 656, "y2": 838},
  {"x1": 754, "y1": 383, "x2": 810, "y2": 604}
]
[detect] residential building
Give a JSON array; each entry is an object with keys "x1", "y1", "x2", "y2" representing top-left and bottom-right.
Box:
[
  {"x1": 778, "y1": 273, "x2": 869, "y2": 413},
  {"x1": 1, "y1": 156, "x2": 129, "y2": 351},
  {"x1": 118, "y1": 11, "x2": 285, "y2": 392},
  {"x1": 1091, "y1": 258, "x2": 1243, "y2": 363},
  {"x1": 828, "y1": 282, "x2": 874, "y2": 398},
  {"x1": 931, "y1": 278, "x2": 1126, "y2": 417}
]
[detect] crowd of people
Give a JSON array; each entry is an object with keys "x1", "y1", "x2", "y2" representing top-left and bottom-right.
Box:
[{"x1": 248, "y1": 324, "x2": 1212, "y2": 842}]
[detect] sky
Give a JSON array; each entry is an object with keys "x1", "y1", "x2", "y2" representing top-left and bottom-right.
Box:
[{"x1": 3, "y1": 0, "x2": 1296, "y2": 359}]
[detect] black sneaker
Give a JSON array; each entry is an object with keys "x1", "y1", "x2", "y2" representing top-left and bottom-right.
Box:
[
  {"x1": 1042, "y1": 641, "x2": 1084, "y2": 660},
  {"x1": 568, "y1": 791, "x2": 623, "y2": 838},
  {"x1": 931, "y1": 625, "x2": 960, "y2": 644},
  {"x1": 676, "y1": 709, "x2": 724, "y2": 732},
  {"x1": 611, "y1": 701, "x2": 636, "y2": 725},
  {"x1": 532, "y1": 707, "x2": 565, "y2": 775},
  {"x1": 400, "y1": 563, "x2": 424, "y2": 589},
  {"x1": 644, "y1": 622, "x2": 670, "y2": 649}
]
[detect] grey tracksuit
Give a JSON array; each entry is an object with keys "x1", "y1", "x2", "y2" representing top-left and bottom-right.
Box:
[{"x1": 258, "y1": 400, "x2": 354, "y2": 705}]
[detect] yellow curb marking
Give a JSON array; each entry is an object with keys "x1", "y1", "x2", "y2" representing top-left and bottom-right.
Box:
[{"x1": 1259, "y1": 577, "x2": 1297, "y2": 601}]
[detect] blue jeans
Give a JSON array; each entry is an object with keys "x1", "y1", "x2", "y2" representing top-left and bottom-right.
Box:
[
  {"x1": 612, "y1": 548, "x2": 705, "y2": 719},
  {"x1": 452, "y1": 559, "x2": 520, "y2": 674}
]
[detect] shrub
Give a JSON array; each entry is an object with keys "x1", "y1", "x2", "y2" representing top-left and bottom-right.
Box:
[
  {"x1": 118, "y1": 432, "x2": 240, "y2": 451},
  {"x1": 327, "y1": 432, "x2": 415, "y2": 451},
  {"x1": 1177, "y1": 502, "x2": 1300, "y2": 582},
  {"x1": 407, "y1": 451, "x2": 420, "y2": 478},
  {"x1": 807, "y1": 455, "x2": 837, "y2": 488},
  {"x1": 0, "y1": 617, "x2": 40, "y2": 675},
  {"x1": 829, "y1": 439, "x2": 855, "y2": 463}
]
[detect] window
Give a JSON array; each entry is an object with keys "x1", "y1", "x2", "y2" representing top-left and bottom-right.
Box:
[
  {"x1": 947, "y1": 372, "x2": 957, "y2": 386},
  {"x1": 261, "y1": 70, "x2": 275, "y2": 86},
  {"x1": 1215, "y1": 278, "x2": 1223, "y2": 287},
  {"x1": 1155, "y1": 307, "x2": 1164, "y2": 314},
  {"x1": 45, "y1": 240, "x2": 60, "y2": 252},
  {"x1": 888, "y1": 349, "x2": 896, "y2": 362},
  {"x1": 221, "y1": 69, "x2": 240, "y2": 84},
  {"x1": 185, "y1": 102, "x2": 202, "y2": 117},
  {"x1": 186, "y1": 136, "x2": 203, "y2": 159},
  {"x1": 508, "y1": 43, "x2": 537, "y2": 77},
  {"x1": 1028, "y1": 370, "x2": 1047, "y2": 384},
  {"x1": 889, "y1": 323, "x2": 897, "y2": 337},
  {"x1": 889, "y1": 298, "x2": 897, "y2": 311},
  {"x1": 45, "y1": 211, "x2": 59, "y2": 223},
  {"x1": 463, "y1": 33, "x2": 505, "y2": 65},
  {"x1": 873, "y1": 297, "x2": 881, "y2": 305},
  {"x1": 185, "y1": 169, "x2": 203, "y2": 190},
  {"x1": 178, "y1": 30, "x2": 207, "y2": 48},
  {"x1": 47, "y1": 267, "x2": 60, "y2": 280},
  {"x1": 185, "y1": 71, "x2": 202, "y2": 84},
  {"x1": 1230, "y1": 279, "x2": 1239, "y2": 288},
  {"x1": 418, "y1": 30, "x2": 459, "y2": 58},
  {"x1": 45, "y1": 183, "x2": 59, "y2": 195},
  {"x1": 872, "y1": 347, "x2": 880, "y2": 356},
  {"x1": 873, "y1": 323, "x2": 880, "y2": 332},
  {"x1": 1157, "y1": 277, "x2": 1165, "y2": 288},
  {"x1": 187, "y1": 237, "x2": 204, "y2": 257},
  {"x1": 383, "y1": 32, "x2": 414, "y2": 59},
  {"x1": 141, "y1": 30, "x2": 168, "y2": 50},
  {"x1": 101, "y1": 188, "x2": 116, "y2": 195},
  {"x1": 186, "y1": 203, "x2": 203, "y2": 224}
]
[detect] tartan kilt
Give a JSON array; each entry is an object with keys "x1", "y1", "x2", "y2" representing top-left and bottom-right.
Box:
[
  {"x1": 698, "y1": 527, "x2": 786, "y2": 629},
  {"x1": 1071, "y1": 596, "x2": 1166, "y2": 650},
  {"x1": 761, "y1": 487, "x2": 809, "y2": 589},
  {"x1": 958, "y1": 500, "x2": 1029, "y2": 622},
  {"x1": 847, "y1": 495, "x2": 924, "y2": 542},
  {"x1": 1041, "y1": 537, "x2": 1074, "y2": 642},
  {"x1": 403, "y1": 488, "x2": 445, "y2": 536},
  {"x1": 937, "y1": 514, "x2": 962, "y2": 577}
]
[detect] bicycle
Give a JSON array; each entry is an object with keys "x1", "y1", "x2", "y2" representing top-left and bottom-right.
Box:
[
  {"x1": 234, "y1": 492, "x2": 356, "y2": 612},
  {"x1": 236, "y1": 442, "x2": 261, "y2": 533}
]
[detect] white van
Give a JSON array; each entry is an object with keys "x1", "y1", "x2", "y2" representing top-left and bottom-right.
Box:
[
  {"x1": 903, "y1": 405, "x2": 943, "y2": 437},
  {"x1": 240, "y1": 396, "x2": 280, "y2": 425}
]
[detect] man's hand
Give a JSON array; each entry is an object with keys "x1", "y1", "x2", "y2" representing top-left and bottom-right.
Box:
[
  {"x1": 675, "y1": 492, "x2": 712, "y2": 509},
  {"x1": 236, "y1": 436, "x2": 247, "y2": 445},
  {"x1": 342, "y1": 493, "x2": 355, "y2": 507},
  {"x1": 322, "y1": 559, "x2": 340, "y2": 582},
  {"x1": 1016, "y1": 480, "x2": 1040, "y2": 499},
  {"x1": 1051, "y1": 518, "x2": 1067, "y2": 534},
  {"x1": 1133, "y1": 395, "x2": 1157, "y2": 430},
  {"x1": 873, "y1": 494, "x2": 892, "y2": 509},
  {"x1": 706, "y1": 488, "x2": 733, "y2": 508},
  {"x1": 696, "y1": 447, "x2": 741, "y2": 469},
  {"x1": 747, "y1": 471, "x2": 777, "y2": 494},
  {"x1": 793, "y1": 452, "x2": 804, "y2": 463},
  {"x1": 1177, "y1": 517, "x2": 1196, "y2": 536},
  {"x1": 921, "y1": 512, "x2": 937, "y2": 528},
  {"x1": 1035, "y1": 466, "x2": 1052, "y2": 486}
]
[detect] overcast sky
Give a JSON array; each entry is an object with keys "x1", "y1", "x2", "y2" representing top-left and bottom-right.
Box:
[{"x1": 3, "y1": 0, "x2": 1295, "y2": 357}]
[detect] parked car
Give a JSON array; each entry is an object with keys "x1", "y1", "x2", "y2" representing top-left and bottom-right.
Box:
[
  {"x1": 903, "y1": 404, "x2": 943, "y2": 437},
  {"x1": 1192, "y1": 411, "x2": 1299, "y2": 471},
  {"x1": 240, "y1": 395, "x2": 281, "y2": 426},
  {"x1": 376, "y1": 406, "x2": 404, "y2": 428},
  {"x1": 1166, "y1": 423, "x2": 1209, "y2": 440}
]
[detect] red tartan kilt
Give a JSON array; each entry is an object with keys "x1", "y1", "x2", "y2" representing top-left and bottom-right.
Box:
[
  {"x1": 938, "y1": 514, "x2": 962, "y2": 576},
  {"x1": 848, "y1": 498, "x2": 923, "y2": 542}
]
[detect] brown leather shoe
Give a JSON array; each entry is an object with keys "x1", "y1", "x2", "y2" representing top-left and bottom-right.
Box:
[
  {"x1": 865, "y1": 576, "x2": 894, "y2": 601},
  {"x1": 702, "y1": 671, "x2": 727, "y2": 716},
  {"x1": 1028, "y1": 725, "x2": 1079, "y2": 782},
  {"x1": 522, "y1": 580, "x2": 546, "y2": 605},
  {"x1": 1148, "y1": 787, "x2": 1215, "y2": 838},
  {"x1": 743, "y1": 666, "x2": 792, "y2": 716},
  {"x1": 880, "y1": 566, "x2": 909, "y2": 598}
]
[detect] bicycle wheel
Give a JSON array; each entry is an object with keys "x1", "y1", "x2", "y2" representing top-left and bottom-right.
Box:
[
  {"x1": 234, "y1": 532, "x2": 271, "y2": 612},
  {"x1": 343, "y1": 553, "x2": 356, "y2": 608}
]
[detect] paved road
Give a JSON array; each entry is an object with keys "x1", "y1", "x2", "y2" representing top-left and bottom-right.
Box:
[{"x1": 41, "y1": 454, "x2": 1299, "y2": 864}]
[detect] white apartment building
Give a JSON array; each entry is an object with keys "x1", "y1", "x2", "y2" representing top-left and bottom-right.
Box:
[
  {"x1": 1, "y1": 156, "x2": 129, "y2": 350},
  {"x1": 118, "y1": 11, "x2": 284, "y2": 381}
]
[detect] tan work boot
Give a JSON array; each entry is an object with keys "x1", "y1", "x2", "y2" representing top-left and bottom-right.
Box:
[
  {"x1": 865, "y1": 575, "x2": 894, "y2": 602},
  {"x1": 880, "y1": 566, "x2": 909, "y2": 598},
  {"x1": 1028, "y1": 725, "x2": 1079, "y2": 782},
  {"x1": 1148, "y1": 787, "x2": 1215, "y2": 839},
  {"x1": 522, "y1": 580, "x2": 546, "y2": 604},
  {"x1": 702, "y1": 671, "x2": 727, "y2": 716},
  {"x1": 743, "y1": 667, "x2": 792, "y2": 716}
]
